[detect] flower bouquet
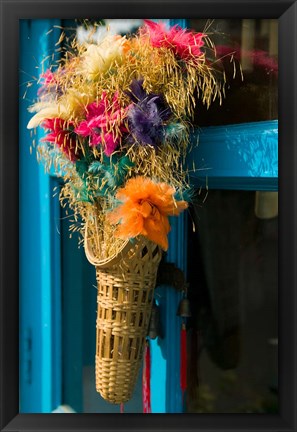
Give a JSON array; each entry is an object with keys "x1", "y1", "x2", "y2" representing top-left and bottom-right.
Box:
[{"x1": 27, "y1": 20, "x2": 225, "y2": 404}]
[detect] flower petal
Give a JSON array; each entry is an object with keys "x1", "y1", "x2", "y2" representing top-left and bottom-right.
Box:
[{"x1": 108, "y1": 176, "x2": 188, "y2": 250}]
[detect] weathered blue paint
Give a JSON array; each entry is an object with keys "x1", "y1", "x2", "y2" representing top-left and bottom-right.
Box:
[
  {"x1": 19, "y1": 19, "x2": 62, "y2": 412},
  {"x1": 188, "y1": 121, "x2": 278, "y2": 190}
]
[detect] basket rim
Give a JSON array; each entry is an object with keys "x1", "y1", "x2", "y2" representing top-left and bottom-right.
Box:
[{"x1": 84, "y1": 219, "x2": 132, "y2": 268}]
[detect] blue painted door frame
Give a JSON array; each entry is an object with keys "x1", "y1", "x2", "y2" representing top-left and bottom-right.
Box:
[
  {"x1": 19, "y1": 19, "x2": 278, "y2": 413},
  {"x1": 19, "y1": 19, "x2": 62, "y2": 413},
  {"x1": 189, "y1": 120, "x2": 278, "y2": 191}
]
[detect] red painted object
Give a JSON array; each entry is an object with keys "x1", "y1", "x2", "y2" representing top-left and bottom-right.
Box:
[{"x1": 143, "y1": 340, "x2": 151, "y2": 413}]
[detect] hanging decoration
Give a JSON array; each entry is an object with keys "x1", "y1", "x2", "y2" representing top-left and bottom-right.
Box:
[
  {"x1": 142, "y1": 340, "x2": 152, "y2": 413},
  {"x1": 27, "y1": 19, "x2": 228, "y2": 405}
]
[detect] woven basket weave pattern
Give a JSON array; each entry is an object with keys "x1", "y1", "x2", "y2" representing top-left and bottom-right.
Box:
[{"x1": 85, "y1": 232, "x2": 162, "y2": 404}]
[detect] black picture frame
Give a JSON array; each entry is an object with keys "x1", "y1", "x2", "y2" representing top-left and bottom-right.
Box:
[{"x1": 1, "y1": 0, "x2": 296, "y2": 431}]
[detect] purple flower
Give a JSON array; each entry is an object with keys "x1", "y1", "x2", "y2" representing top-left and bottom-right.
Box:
[{"x1": 126, "y1": 79, "x2": 172, "y2": 147}]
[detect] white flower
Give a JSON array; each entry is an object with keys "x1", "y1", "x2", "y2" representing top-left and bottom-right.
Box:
[
  {"x1": 27, "y1": 102, "x2": 68, "y2": 129},
  {"x1": 81, "y1": 35, "x2": 124, "y2": 79}
]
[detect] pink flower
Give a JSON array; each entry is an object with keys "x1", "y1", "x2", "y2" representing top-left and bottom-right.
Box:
[
  {"x1": 142, "y1": 20, "x2": 205, "y2": 61},
  {"x1": 40, "y1": 69, "x2": 56, "y2": 86},
  {"x1": 41, "y1": 118, "x2": 78, "y2": 162},
  {"x1": 75, "y1": 92, "x2": 128, "y2": 156},
  {"x1": 37, "y1": 69, "x2": 58, "y2": 96}
]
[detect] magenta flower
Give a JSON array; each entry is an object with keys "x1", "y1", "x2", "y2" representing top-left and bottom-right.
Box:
[
  {"x1": 142, "y1": 20, "x2": 205, "y2": 61},
  {"x1": 37, "y1": 69, "x2": 58, "y2": 97},
  {"x1": 41, "y1": 118, "x2": 78, "y2": 162},
  {"x1": 75, "y1": 92, "x2": 128, "y2": 156},
  {"x1": 40, "y1": 69, "x2": 56, "y2": 86}
]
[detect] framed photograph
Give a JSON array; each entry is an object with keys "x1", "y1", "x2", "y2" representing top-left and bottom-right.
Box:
[{"x1": 1, "y1": 0, "x2": 296, "y2": 431}]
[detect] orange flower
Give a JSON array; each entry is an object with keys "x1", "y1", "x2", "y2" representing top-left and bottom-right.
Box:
[{"x1": 107, "y1": 176, "x2": 188, "y2": 250}]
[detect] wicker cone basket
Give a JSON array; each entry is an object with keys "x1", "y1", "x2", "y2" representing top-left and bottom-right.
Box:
[{"x1": 84, "y1": 224, "x2": 162, "y2": 404}]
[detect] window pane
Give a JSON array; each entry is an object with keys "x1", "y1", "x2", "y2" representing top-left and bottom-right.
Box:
[
  {"x1": 189, "y1": 19, "x2": 278, "y2": 126},
  {"x1": 187, "y1": 190, "x2": 278, "y2": 413}
]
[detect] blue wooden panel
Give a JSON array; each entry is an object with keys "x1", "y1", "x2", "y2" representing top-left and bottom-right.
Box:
[
  {"x1": 188, "y1": 121, "x2": 278, "y2": 190},
  {"x1": 19, "y1": 19, "x2": 62, "y2": 413}
]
